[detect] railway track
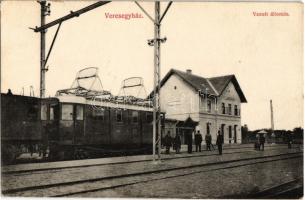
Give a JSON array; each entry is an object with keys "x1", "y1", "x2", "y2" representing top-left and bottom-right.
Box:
[
  {"x1": 2, "y1": 145, "x2": 296, "y2": 175},
  {"x1": 10, "y1": 143, "x2": 290, "y2": 166},
  {"x1": 2, "y1": 149, "x2": 302, "y2": 197},
  {"x1": 248, "y1": 179, "x2": 303, "y2": 199}
]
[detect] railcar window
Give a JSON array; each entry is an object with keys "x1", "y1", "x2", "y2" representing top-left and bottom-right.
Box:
[
  {"x1": 132, "y1": 111, "x2": 138, "y2": 123},
  {"x1": 146, "y1": 113, "x2": 153, "y2": 123},
  {"x1": 50, "y1": 107, "x2": 54, "y2": 120},
  {"x1": 61, "y1": 104, "x2": 73, "y2": 120},
  {"x1": 41, "y1": 104, "x2": 47, "y2": 120},
  {"x1": 91, "y1": 109, "x2": 105, "y2": 121},
  {"x1": 116, "y1": 110, "x2": 123, "y2": 122},
  {"x1": 28, "y1": 105, "x2": 38, "y2": 120},
  {"x1": 76, "y1": 105, "x2": 84, "y2": 120}
]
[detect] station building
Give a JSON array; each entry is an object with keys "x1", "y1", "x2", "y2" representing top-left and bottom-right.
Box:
[{"x1": 159, "y1": 69, "x2": 247, "y2": 144}]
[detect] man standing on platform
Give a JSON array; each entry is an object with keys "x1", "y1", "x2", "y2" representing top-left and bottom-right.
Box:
[
  {"x1": 287, "y1": 132, "x2": 293, "y2": 149},
  {"x1": 186, "y1": 131, "x2": 192, "y2": 153},
  {"x1": 216, "y1": 130, "x2": 223, "y2": 155},
  {"x1": 259, "y1": 134, "x2": 265, "y2": 151},
  {"x1": 205, "y1": 132, "x2": 212, "y2": 151},
  {"x1": 195, "y1": 130, "x2": 203, "y2": 152},
  {"x1": 164, "y1": 131, "x2": 172, "y2": 154}
]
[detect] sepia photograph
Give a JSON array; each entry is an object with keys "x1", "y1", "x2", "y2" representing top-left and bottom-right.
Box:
[{"x1": 1, "y1": 0, "x2": 303, "y2": 198}]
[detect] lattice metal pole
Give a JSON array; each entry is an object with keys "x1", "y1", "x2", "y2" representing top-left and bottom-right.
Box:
[
  {"x1": 270, "y1": 100, "x2": 276, "y2": 144},
  {"x1": 39, "y1": 0, "x2": 51, "y2": 98},
  {"x1": 270, "y1": 100, "x2": 274, "y2": 131},
  {"x1": 39, "y1": 0, "x2": 46, "y2": 98},
  {"x1": 156, "y1": 2, "x2": 162, "y2": 160},
  {"x1": 153, "y1": 1, "x2": 161, "y2": 161}
]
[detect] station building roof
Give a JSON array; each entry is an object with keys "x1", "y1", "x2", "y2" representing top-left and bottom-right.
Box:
[{"x1": 149, "y1": 68, "x2": 247, "y2": 103}]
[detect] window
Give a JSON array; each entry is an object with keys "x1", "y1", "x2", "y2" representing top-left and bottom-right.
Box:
[
  {"x1": 222, "y1": 103, "x2": 225, "y2": 114},
  {"x1": 41, "y1": 104, "x2": 47, "y2": 120},
  {"x1": 146, "y1": 113, "x2": 153, "y2": 123},
  {"x1": 91, "y1": 109, "x2": 105, "y2": 121},
  {"x1": 116, "y1": 110, "x2": 123, "y2": 122},
  {"x1": 206, "y1": 123, "x2": 210, "y2": 134},
  {"x1": 76, "y1": 105, "x2": 83, "y2": 120},
  {"x1": 228, "y1": 104, "x2": 232, "y2": 115},
  {"x1": 132, "y1": 111, "x2": 139, "y2": 123},
  {"x1": 207, "y1": 100, "x2": 212, "y2": 113},
  {"x1": 61, "y1": 104, "x2": 73, "y2": 120},
  {"x1": 234, "y1": 105, "x2": 238, "y2": 116}
]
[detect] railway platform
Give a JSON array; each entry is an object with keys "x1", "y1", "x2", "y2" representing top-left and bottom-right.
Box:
[{"x1": 1, "y1": 143, "x2": 303, "y2": 198}]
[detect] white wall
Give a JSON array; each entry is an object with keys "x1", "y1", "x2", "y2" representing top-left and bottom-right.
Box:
[
  {"x1": 160, "y1": 74, "x2": 200, "y2": 122},
  {"x1": 160, "y1": 75, "x2": 243, "y2": 144},
  {"x1": 199, "y1": 82, "x2": 242, "y2": 144}
]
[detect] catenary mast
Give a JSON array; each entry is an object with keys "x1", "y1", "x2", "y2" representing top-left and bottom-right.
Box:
[
  {"x1": 39, "y1": 0, "x2": 48, "y2": 97},
  {"x1": 270, "y1": 100, "x2": 275, "y2": 134}
]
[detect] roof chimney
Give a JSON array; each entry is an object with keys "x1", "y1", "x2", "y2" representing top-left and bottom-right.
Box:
[{"x1": 186, "y1": 69, "x2": 192, "y2": 74}]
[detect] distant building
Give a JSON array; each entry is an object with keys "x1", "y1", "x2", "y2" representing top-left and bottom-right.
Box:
[{"x1": 157, "y1": 69, "x2": 247, "y2": 144}]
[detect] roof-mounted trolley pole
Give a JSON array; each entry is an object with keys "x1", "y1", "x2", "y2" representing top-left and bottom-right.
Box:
[
  {"x1": 32, "y1": 1, "x2": 111, "y2": 98},
  {"x1": 135, "y1": 1, "x2": 172, "y2": 162}
]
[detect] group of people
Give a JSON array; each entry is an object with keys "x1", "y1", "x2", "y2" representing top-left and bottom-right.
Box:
[
  {"x1": 255, "y1": 133, "x2": 294, "y2": 150},
  {"x1": 163, "y1": 133, "x2": 182, "y2": 154},
  {"x1": 163, "y1": 130, "x2": 224, "y2": 155},
  {"x1": 255, "y1": 134, "x2": 266, "y2": 151}
]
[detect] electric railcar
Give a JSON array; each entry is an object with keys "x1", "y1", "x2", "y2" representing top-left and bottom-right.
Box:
[{"x1": 1, "y1": 93, "x2": 155, "y2": 163}]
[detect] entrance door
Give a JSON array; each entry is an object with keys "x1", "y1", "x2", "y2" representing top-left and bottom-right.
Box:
[
  {"x1": 234, "y1": 125, "x2": 237, "y2": 143},
  {"x1": 228, "y1": 126, "x2": 232, "y2": 144},
  {"x1": 41, "y1": 100, "x2": 60, "y2": 142}
]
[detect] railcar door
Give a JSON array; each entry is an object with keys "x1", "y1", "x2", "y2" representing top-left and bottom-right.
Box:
[
  {"x1": 130, "y1": 110, "x2": 141, "y2": 147},
  {"x1": 59, "y1": 103, "x2": 84, "y2": 145},
  {"x1": 41, "y1": 99, "x2": 60, "y2": 157},
  {"x1": 74, "y1": 104, "x2": 84, "y2": 144}
]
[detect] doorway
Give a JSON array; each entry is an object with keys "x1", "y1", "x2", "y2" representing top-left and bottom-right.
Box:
[
  {"x1": 228, "y1": 126, "x2": 232, "y2": 144},
  {"x1": 234, "y1": 125, "x2": 237, "y2": 143}
]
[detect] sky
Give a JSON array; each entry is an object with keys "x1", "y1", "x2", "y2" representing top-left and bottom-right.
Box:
[{"x1": 1, "y1": 1, "x2": 303, "y2": 130}]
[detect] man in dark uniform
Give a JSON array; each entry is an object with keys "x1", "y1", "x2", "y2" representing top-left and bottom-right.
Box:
[
  {"x1": 216, "y1": 131, "x2": 223, "y2": 155},
  {"x1": 187, "y1": 130, "x2": 193, "y2": 153},
  {"x1": 195, "y1": 130, "x2": 203, "y2": 152},
  {"x1": 205, "y1": 132, "x2": 212, "y2": 151},
  {"x1": 7, "y1": 89, "x2": 13, "y2": 95},
  {"x1": 287, "y1": 132, "x2": 293, "y2": 149},
  {"x1": 164, "y1": 131, "x2": 172, "y2": 154},
  {"x1": 259, "y1": 134, "x2": 265, "y2": 151}
]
